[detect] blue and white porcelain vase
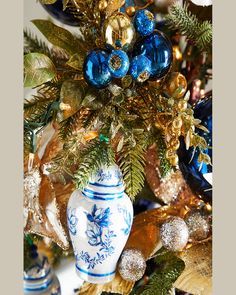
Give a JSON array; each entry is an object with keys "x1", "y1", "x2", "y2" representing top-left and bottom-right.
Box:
[
  {"x1": 24, "y1": 253, "x2": 61, "y2": 294},
  {"x1": 67, "y1": 164, "x2": 133, "y2": 284}
]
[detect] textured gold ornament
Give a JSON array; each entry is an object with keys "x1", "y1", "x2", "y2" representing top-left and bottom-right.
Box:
[
  {"x1": 163, "y1": 72, "x2": 187, "y2": 99},
  {"x1": 98, "y1": 0, "x2": 108, "y2": 11},
  {"x1": 126, "y1": 6, "x2": 136, "y2": 17},
  {"x1": 105, "y1": 0, "x2": 125, "y2": 17},
  {"x1": 103, "y1": 12, "x2": 135, "y2": 49},
  {"x1": 174, "y1": 241, "x2": 212, "y2": 295}
]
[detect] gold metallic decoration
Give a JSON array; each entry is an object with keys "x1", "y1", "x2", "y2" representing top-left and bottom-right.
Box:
[
  {"x1": 98, "y1": 0, "x2": 108, "y2": 11},
  {"x1": 160, "y1": 216, "x2": 189, "y2": 251},
  {"x1": 118, "y1": 249, "x2": 146, "y2": 282},
  {"x1": 105, "y1": 0, "x2": 126, "y2": 17},
  {"x1": 125, "y1": 6, "x2": 136, "y2": 17},
  {"x1": 103, "y1": 12, "x2": 135, "y2": 49},
  {"x1": 163, "y1": 72, "x2": 188, "y2": 99},
  {"x1": 83, "y1": 130, "x2": 99, "y2": 142},
  {"x1": 174, "y1": 241, "x2": 212, "y2": 295},
  {"x1": 172, "y1": 45, "x2": 183, "y2": 61},
  {"x1": 185, "y1": 210, "x2": 211, "y2": 242}
]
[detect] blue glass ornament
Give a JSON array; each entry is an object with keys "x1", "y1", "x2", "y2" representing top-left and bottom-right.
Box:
[
  {"x1": 133, "y1": 10, "x2": 155, "y2": 36},
  {"x1": 83, "y1": 50, "x2": 112, "y2": 89},
  {"x1": 41, "y1": 0, "x2": 80, "y2": 26},
  {"x1": 107, "y1": 50, "x2": 130, "y2": 78},
  {"x1": 133, "y1": 30, "x2": 173, "y2": 79},
  {"x1": 178, "y1": 97, "x2": 212, "y2": 202},
  {"x1": 129, "y1": 55, "x2": 151, "y2": 82}
]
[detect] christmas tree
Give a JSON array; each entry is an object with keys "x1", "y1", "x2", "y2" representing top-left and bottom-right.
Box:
[{"x1": 24, "y1": 0, "x2": 212, "y2": 294}]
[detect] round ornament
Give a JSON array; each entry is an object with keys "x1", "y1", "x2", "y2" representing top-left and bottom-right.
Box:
[
  {"x1": 41, "y1": 0, "x2": 80, "y2": 26},
  {"x1": 185, "y1": 210, "x2": 210, "y2": 242},
  {"x1": 160, "y1": 216, "x2": 189, "y2": 251},
  {"x1": 83, "y1": 50, "x2": 112, "y2": 89},
  {"x1": 67, "y1": 164, "x2": 133, "y2": 284},
  {"x1": 133, "y1": 10, "x2": 155, "y2": 36},
  {"x1": 163, "y1": 72, "x2": 187, "y2": 99},
  {"x1": 133, "y1": 30, "x2": 173, "y2": 79},
  {"x1": 129, "y1": 55, "x2": 151, "y2": 82},
  {"x1": 178, "y1": 97, "x2": 212, "y2": 201},
  {"x1": 107, "y1": 50, "x2": 130, "y2": 78},
  {"x1": 24, "y1": 246, "x2": 61, "y2": 294},
  {"x1": 103, "y1": 12, "x2": 135, "y2": 50},
  {"x1": 118, "y1": 249, "x2": 146, "y2": 281}
]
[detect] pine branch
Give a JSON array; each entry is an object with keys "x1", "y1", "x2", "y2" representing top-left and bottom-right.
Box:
[
  {"x1": 73, "y1": 139, "x2": 115, "y2": 190},
  {"x1": 117, "y1": 131, "x2": 149, "y2": 199},
  {"x1": 59, "y1": 111, "x2": 82, "y2": 141},
  {"x1": 140, "y1": 248, "x2": 185, "y2": 295},
  {"x1": 166, "y1": 4, "x2": 212, "y2": 52},
  {"x1": 156, "y1": 133, "x2": 172, "y2": 178}
]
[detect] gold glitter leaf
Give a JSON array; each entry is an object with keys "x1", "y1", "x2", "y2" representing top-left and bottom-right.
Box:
[
  {"x1": 174, "y1": 241, "x2": 212, "y2": 295},
  {"x1": 106, "y1": 0, "x2": 125, "y2": 17}
]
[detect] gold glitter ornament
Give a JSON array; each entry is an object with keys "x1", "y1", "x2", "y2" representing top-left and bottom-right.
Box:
[
  {"x1": 118, "y1": 249, "x2": 146, "y2": 282},
  {"x1": 125, "y1": 6, "x2": 136, "y2": 17},
  {"x1": 98, "y1": 0, "x2": 108, "y2": 11},
  {"x1": 163, "y1": 72, "x2": 187, "y2": 99},
  {"x1": 160, "y1": 216, "x2": 189, "y2": 251},
  {"x1": 185, "y1": 211, "x2": 210, "y2": 242},
  {"x1": 103, "y1": 12, "x2": 135, "y2": 49}
]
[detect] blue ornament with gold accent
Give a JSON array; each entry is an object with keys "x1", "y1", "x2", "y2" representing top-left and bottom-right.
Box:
[
  {"x1": 41, "y1": 0, "x2": 80, "y2": 26},
  {"x1": 178, "y1": 97, "x2": 212, "y2": 202},
  {"x1": 107, "y1": 50, "x2": 130, "y2": 78},
  {"x1": 133, "y1": 10, "x2": 155, "y2": 36},
  {"x1": 133, "y1": 30, "x2": 173, "y2": 79},
  {"x1": 83, "y1": 50, "x2": 112, "y2": 89},
  {"x1": 129, "y1": 55, "x2": 151, "y2": 82}
]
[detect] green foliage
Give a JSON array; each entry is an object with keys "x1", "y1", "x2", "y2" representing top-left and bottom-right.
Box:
[
  {"x1": 140, "y1": 248, "x2": 185, "y2": 295},
  {"x1": 156, "y1": 133, "x2": 172, "y2": 178},
  {"x1": 24, "y1": 53, "x2": 57, "y2": 88},
  {"x1": 166, "y1": 4, "x2": 212, "y2": 52},
  {"x1": 117, "y1": 131, "x2": 149, "y2": 199},
  {"x1": 59, "y1": 111, "x2": 81, "y2": 141},
  {"x1": 74, "y1": 139, "x2": 115, "y2": 190},
  {"x1": 32, "y1": 19, "x2": 86, "y2": 56}
]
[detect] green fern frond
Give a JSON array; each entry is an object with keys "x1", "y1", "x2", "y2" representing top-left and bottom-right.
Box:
[
  {"x1": 117, "y1": 133, "x2": 148, "y2": 199},
  {"x1": 58, "y1": 111, "x2": 81, "y2": 141},
  {"x1": 74, "y1": 140, "x2": 115, "y2": 190},
  {"x1": 166, "y1": 4, "x2": 212, "y2": 52},
  {"x1": 140, "y1": 248, "x2": 185, "y2": 295}
]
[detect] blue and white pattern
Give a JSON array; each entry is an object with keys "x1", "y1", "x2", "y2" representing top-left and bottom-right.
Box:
[
  {"x1": 76, "y1": 204, "x2": 116, "y2": 269},
  {"x1": 118, "y1": 206, "x2": 132, "y2": 235},
  {"x1": 67, "y1": 207, "x2": 78, "y2": 236},
  {"x1": 96, "y1": 169, "x2": 112, "y2": 182}
]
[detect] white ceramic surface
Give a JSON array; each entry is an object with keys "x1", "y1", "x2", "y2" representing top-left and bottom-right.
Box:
[{"x1": 67, "y1": 164, "x2": 133, "y2": 284}]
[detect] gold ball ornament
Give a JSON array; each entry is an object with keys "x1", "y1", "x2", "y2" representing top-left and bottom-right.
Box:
[
  {"x1": 126, "y1": 6, "x2": 136, "y2": 17},
  {"x1": 163, "y1": 72, "x2": 187, "y2": 99},
  {"x1": 103, "y1": 12, "x2": 135, "y2": 49},
  {"x1": 98, "y1": 0, "x2": 108, "y2": 11}
]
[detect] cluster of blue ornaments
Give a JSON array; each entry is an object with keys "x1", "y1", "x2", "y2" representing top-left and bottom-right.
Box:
[{"x1": 83, "y1": 10, "x2": 173, "y2": 89}]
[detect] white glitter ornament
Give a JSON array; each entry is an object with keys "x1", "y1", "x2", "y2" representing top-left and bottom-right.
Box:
[
  {"x1": 118, "y1": 249, "x2": 146, "y2": 282},
  {"x1": 185, "y1": 211, "x2": 210, "y2": 242},
  {"x1": 190, "y1": 0, "x2": 212, "y2": 6},
  {"x1": 160, "y1": 217, "x2": 189, "y2": 251}
]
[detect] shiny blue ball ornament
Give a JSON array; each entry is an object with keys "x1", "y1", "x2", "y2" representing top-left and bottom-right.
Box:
[
  {"x1": 133, "y1": 30, "x2": 172, "y2": 79},
  {"x1": 83, "y1": 50, "x2": 112, "y2": 89},
  {"x1": 179, "y1": 97, "x2": 212, "y2": 202},
  {"x1": 107, "y1": 50, "x2": 130, "y2": 78},
  {"x1": 133, "y1": 10, "x2": 155, "y2": 36},
  {"x1": 129, "y1": 55, "x2": 151, "y2": 82}
]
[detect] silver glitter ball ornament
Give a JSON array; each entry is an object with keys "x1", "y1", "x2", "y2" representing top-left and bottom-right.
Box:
[
  {"x1": 185, "y1": 211, "x2": 210, "y2": 242},
  {"x1": 118, "y1": 249, "x2": 146, "y2": 281},
  {"x1": 160, "y1": 217, "x2": 189, "y2": 252}
]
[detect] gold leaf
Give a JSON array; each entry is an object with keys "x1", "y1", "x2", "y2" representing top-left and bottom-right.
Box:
[
  {"x1": 106, "y1": 0, "x2": 125, "y2": 17},
  {"x1": 66, "y1": 53, "x2": 84, "y2": 70},
  {"x1": 174, "y1": 241, "x2": 212, "y2": 295}
]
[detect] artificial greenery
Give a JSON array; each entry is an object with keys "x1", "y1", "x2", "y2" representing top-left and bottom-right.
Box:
[
  {"x1": 166, "y1": 3, "x2": 212, "y2": 53},
  {"x1": 139, "y1": 248, "x2": 185, "y2": 295}
]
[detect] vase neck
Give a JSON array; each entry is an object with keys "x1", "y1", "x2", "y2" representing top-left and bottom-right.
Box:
[{"x1": 82, "y1": 181, "x2": 125, "y2": 201}]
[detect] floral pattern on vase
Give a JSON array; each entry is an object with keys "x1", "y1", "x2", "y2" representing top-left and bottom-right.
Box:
[
  {"x1": 76, "y1": 204, "x2": 117, "y2": 269},
  {"x1": 67, "y1": 207, "x2": 78, "y2": 236},
  {"x1": 118, "y1": 206, "x2": 132, "y2": 235}
]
